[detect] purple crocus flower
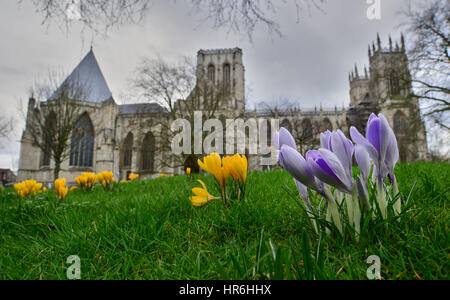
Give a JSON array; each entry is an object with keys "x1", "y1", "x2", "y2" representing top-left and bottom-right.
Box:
[
  {"x1": 385, "y1": 129, "x2": 399, "y2": 184},
  {"x1": 279, "y1": 145, "x2": 319, "y2": 191},
  {"x1": 350, "y1": 113, "x2": 399, "y2": 184},
  {"x1": 320, "y1": 130, "x2": 332, "y2": 150},
  {"x1": 274, "y1": 127, "x2": 297, "y2": 168},
  {"x1": 354, "y1": 144, "x2": 371, "y2": 184},
  {"x1": 329, "y1": 130, "x2": 354, "y2": 183},
  {"x1": 274, "y1": 127, "x2": 297, "y2": 152},
  {"x1": 275, "y1": 128, "x2": 319, "y2": 217},
  {"x1": 306, "y1": 149, "x2": 353, "y2": 193},
  {"x1": 294, "y1": 179, "x2": 311, "y2": 209}
]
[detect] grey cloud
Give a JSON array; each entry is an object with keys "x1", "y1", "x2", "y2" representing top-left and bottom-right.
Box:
[{"x1": 0, "y1": 0, "x2": 417, "y2": 169}]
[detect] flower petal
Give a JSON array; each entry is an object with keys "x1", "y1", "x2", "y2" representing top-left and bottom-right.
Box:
[
  {"x1": 318, "y1": 149, "x2": 352, "y2": 192},
  {"x1": 294, "y1": 179, "x2": 312, "y2": 210},
  {"x1": 280, "y1": 145, "x2": 317, "y2": 190},
  {"x1": 350, "y1": 126, "x2": 368, "y2": 146},
  {"x1": 379, "y1": 113, "x2": 393, "y2": 167},
  {"x1": 278, "y1": 127, "x2": 297, "y2": 150},
  {"x1": 307, "y1": 153, "x2": 342, "y2": 191},
  {"x1": 355, "y1": 144, "x2": 371, "y2": 183},
  {"x1": 330, "y1": 130, "x2": 353, "y2": 180},
  {"x1": 320, "y1": 130, "x2": 332, "y2": 150},
  {"x1": 367, "y1": 117, "x2": 381, "y2": 155},
  {"x1": 273, "y1": 131, "x2": 280, "y2": 150},
  {"x1": 385, "y1": 129, "x2": 399, "y2": 174},
  {"x1": 351, "y1": 126, "x2": 380, "y2": 171}
]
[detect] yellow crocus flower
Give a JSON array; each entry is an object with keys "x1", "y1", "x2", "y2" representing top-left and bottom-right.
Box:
[
  {"x1": 186, "y1": 168, "x2": 191, "y2": 175},
  {"x1": 95, "y1": 171, "x2": 116, "y2": 190},
  {"x1": 128, "y1": 173, "x2": 140, "y2": 181},
  {"x1": 232, "y1": 154, "x2": 248, "y2": 185},
  {"x1": 198, "y1": 153, "x2": 229, "y2": 188},
  {"x1": 14, "y1": 180, "x2": 43, "y2": 199},
  {"x1": 75, "y1": 173, "x2": 96, "y2": 191},
  {"x1": 55, "y1": 178, "x2": 68, "y2": 201},
  {"x1": 222, "y1": 156, "x2": 239, "y2": 183},
  {"x1": 189, "y1": 180, "x2": 220, "y2": 207}
]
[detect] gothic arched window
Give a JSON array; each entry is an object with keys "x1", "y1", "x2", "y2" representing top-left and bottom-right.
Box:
[
  {"x1": 70, "y1": 113, "x2": 94, "y2": 167},
  {"x1": 122, "y1": 132, "x2": 133, "y2": 168},
  {"x1": 394, "y1": 111, "x2": 408, "y2": 134},
  {"x1": 302, "y1": 119, "x2": 313, "y2": 141},
  {"x1": 320, "y1": 118, "x2": 333, "y2": 132},
  {"x1": 389, "y1": 72, "x2": 401, "y2": 96},
  {"x1": 141, "y1": 132, "x2": 155, "y2": 171},
  {"x1": 207, "y1": 64, "x2": 215, "y2": 83},
  {"x1": 42, "y1": 112, "x2": 56, "y2": 167},
  {"x1": 223, "y1": 64, "x2": 231, "y2": 95}
]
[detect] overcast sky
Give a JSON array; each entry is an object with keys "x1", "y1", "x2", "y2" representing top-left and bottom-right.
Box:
[{"x1": 0, "y1": 0, "x2": 418, "y2": 170}]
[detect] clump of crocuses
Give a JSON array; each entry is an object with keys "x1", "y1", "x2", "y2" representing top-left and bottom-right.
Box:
[
  {"x1": 191, "y1": 153, "x2": 248, "y2": 206},
  {"x1": 275, "y1": 113, "x2": 400, "y2": 239}
]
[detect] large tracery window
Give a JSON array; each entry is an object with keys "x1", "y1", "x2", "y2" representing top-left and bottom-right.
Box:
[
  {"x1": 122, "y1": 132, "x2": 134, "y2": 168},
  {"x1": 302, "y1": 119, "x2": 313, "y2": 141},
  {"x1": 70, "y1": 114, "x2": 94, "y2": 167},
  {"x1": 42, "y1": 112, "x2": 56, "y2": 167},
  {"x1": 141, "y1": 132, "x2": 155, "y2": 171}
]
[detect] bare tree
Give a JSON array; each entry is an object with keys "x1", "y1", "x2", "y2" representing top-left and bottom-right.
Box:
[
  {"x1": 401, "y1": 0, "x2": 450, "y2": 130},
  {"x1": 25, "y1": 70, "x2": 84, "y2": 180},
  {"x1": 258, "y1": 99, "x2": 319, "y2": 156},
  {"x1": 129, "y1": 56, "x2": 229, "y2": 172},
  {"x1": 0, "y1": 115, "x2": 13, "y2": 146},
  {"x1": 190, "y1": 0, "x2": 325, "y2": 41},
  {"x1": 25, "y1": 0, "x2": 151, "y2": 35},
  {"x1": 24, "y1": 0, "x2": 325, "y2": 40}
]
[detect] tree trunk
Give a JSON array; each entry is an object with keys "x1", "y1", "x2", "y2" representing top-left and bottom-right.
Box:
[{"x1": 53, "y1": 161, "x2": 61, "y2": 182}]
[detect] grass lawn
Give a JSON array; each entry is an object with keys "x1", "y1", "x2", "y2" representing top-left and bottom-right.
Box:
[{"x1": 0, "y1": 163, "x2": 448, "y2": 280}]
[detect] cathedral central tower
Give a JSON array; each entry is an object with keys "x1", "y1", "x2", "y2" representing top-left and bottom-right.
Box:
[{"x1": 196, "y1": 48, "x2": 245, "y2": 115}]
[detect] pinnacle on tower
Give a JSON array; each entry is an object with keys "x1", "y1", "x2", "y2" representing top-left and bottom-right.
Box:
[
  {"x1": 368, "y1": 45, "x2": 372, "y2": 57},
  {"x1": 377, "y1": 33, "x2": 382, "y2": 50},
  {"x1": 364, "y1": 66, "x2": 368, "y2": 78},
  {"x1": 354, "y1": 64, "x2": 359, "y2": 78},
  {"x1": 395, "y1": 42, "x2": 400, "y2": 52},
  {"x1": 389, "y1": 35, "x2": 393, "y2": 51},
  {"x1": 372, "y1": 42, "x2": 376, "y2": 53},
  {"x1": 401, "y1": 32, "x2": 406, "y2": 52}
]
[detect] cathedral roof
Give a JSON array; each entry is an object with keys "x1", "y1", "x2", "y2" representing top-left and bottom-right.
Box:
[
  {"x1": 51, "y1": 49, "x2": 113, "y2": 103},
  {"x1": 118, "y1": 103, "x2": 167, "y2": 115}
]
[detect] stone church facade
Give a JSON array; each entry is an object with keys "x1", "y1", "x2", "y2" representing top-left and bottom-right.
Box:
[{"x1": 18, "y1": 34, "x2": 428, "y2": 184}]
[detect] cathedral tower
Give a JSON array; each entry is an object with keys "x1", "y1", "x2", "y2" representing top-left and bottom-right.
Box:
[
  {"x1": 196, "y1": 48, "x2": 245, "y2": 115},
  {"x1": 349, "y1": 33, "x2": 428, "y2": 162},
  {"x1": 368, "y1": 33, "x2": 412, "y2": 102}
]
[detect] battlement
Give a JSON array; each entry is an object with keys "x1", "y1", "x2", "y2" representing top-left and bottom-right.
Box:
[{"x1": 198, "y1": 48, "x2": 242, "y2": 55}]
